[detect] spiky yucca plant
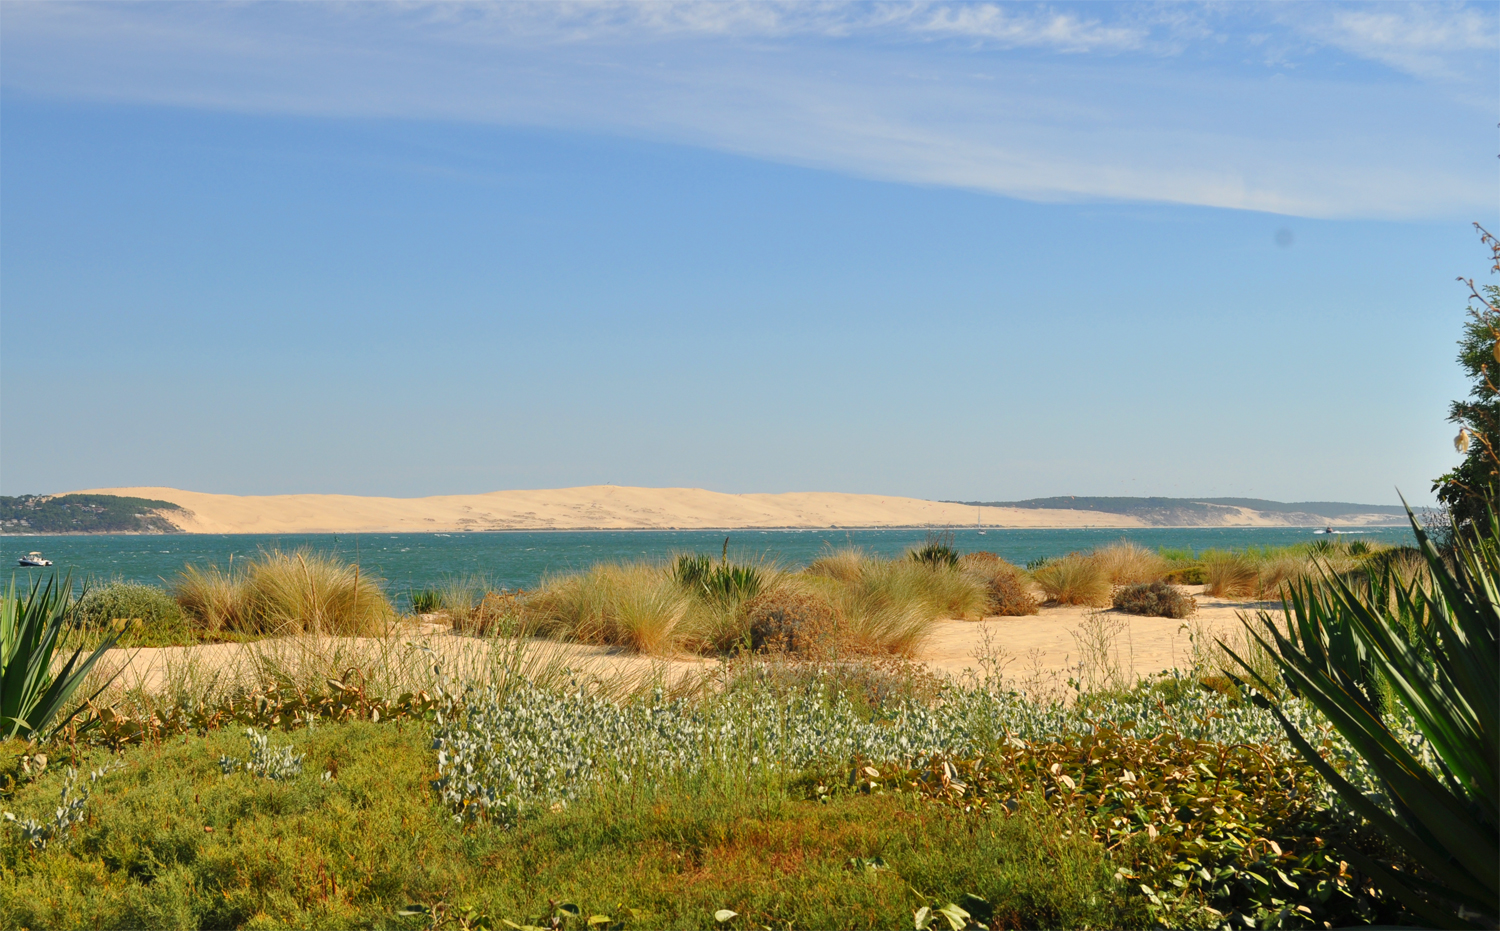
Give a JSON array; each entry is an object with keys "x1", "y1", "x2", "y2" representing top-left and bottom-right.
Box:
[
  {"x1": 0, "y1": 574, "x2": 122, "y2": 740},
  {"x1": 1226, "y1": 505, "x2": 1497, "y2": 927}
]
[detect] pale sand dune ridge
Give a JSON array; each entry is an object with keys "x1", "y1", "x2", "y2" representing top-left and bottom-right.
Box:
[{"x1": 72, "y1": 485, "x2": 1381, "y2": 535}]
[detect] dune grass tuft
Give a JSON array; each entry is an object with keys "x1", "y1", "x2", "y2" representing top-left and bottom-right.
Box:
[
  {"x1": 173, "y1": 550, "x2": 394, "y2": 637},
  {"x1": 1091, "y1": 541, "x2": 1168, "y2": 585},
  {"x1": 527, "y1": 563, "x2": 691, "y2": 654},
  {"x1": 1032, "y1": 555, "x2": 1112, "y2": 607}
]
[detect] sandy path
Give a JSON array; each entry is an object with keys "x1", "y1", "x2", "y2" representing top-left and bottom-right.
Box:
[{"x1": 93, "y1": 587, "x2": 1271, "y2": 700}]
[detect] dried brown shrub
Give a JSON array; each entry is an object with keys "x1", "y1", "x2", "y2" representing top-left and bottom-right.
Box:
[
  {"x1": 1112, "y1": 580, "x2": 1197, "y2": 619},
  {"x1": 740, "y1": 587, "x2": 840, "y2": 655},
  {"x1": 452, "y1": 589, "x2": 527, "y2": 636},
  {"x1": 960, "y1": 552, "x2": 1039, "y2": 616}
]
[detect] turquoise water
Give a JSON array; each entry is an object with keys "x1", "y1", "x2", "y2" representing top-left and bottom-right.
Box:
[{"x1": 4, "y1": 526, "x2": 1417, "y2": 607}]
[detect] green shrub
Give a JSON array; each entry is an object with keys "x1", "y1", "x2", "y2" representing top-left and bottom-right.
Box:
[
  {"x1": 874, "y1": 731, "x2": 1403, "y2": 929},
  {"x1": 74, "y1": 582, "x2": 185, "y2": 632},
  {"x1": 1112, "y1": 581, "x2": 1196, "y2": 618},
  {"x1": 1162, "y1": 564, "x2": 1206, "y2": 584},
  {"x1": 1231, "y1": 506, "x2": 1498, "y2": 926},
  {"x1": 0, "y1": 574, "x2": 121, "y2": 740}
]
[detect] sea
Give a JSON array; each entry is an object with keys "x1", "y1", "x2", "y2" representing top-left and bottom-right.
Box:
[{"x1": 3, "y1": 525, "x2": 1419, "y2": 609}]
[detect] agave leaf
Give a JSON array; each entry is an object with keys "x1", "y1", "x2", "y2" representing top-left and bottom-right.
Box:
[
  {"x1": 1224, "y1": 502, "x2": 1498, "y2": 925},
  {"x1": 0, "y1": 573, "x2": 125, "y2": 740}
]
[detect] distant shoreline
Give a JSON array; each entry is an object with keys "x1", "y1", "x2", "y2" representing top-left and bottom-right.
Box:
[
  {"x1": 31, "y1": 486, "x2": 1407, "y2": 536},
  {"x1": 1, "y1": 522, "x2": 1407, "y2": 538}
]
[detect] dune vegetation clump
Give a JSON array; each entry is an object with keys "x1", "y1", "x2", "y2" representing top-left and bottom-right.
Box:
[
  {"x1": 173, "y1": 550, "x2": 394, "y2": 637},
  {"x1": 740, "y1": 586, "x2": 841, "y2": 655},
  {"x1": 526, "y1": 562, "x2": 691, "y2": 654},
  {"x1": 1091, "y1": 540, "x2": 1168, "y2": 586},
  {"x1": 1113, "y1": 580, "x2": 1197, "y2": 619},
  {"x1": 74, "y1": 581, "x2": 185, "y2": 632},
  {"x1": 960, "y1": 552, "x2": 1039, "y2": 616},
  {"x1": 1203, "y1": 551, "x2": 1260, "y2": 599},
  {"x1": 1032, "y1": 554, "x2": 1112, "y2": 607},
  {"x1": 174, "y1": 564, "x2": 245, "y2": 634}
]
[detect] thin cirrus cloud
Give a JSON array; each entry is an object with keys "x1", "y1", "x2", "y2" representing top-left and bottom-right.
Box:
[{"x1": 0, "y1": 1, "x2": 1493, "y2": 220}]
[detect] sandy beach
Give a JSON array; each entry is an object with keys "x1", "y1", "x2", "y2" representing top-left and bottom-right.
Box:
[{"x1": 72, "y1": 485, "x2": 1397, "y2": 535}]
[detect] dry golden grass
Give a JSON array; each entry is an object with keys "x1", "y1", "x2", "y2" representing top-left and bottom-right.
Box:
[
  {"x1": 1203, "y1": 552, "x2": 1259, "y2": 599},
  {"x1": 526, "y1": 562, "x2": 691, "y2": 654},
  {"x1": 1032, "y1": 555, "x2": 1112, "y2": 607},
  {"x1": 959, "y1": 553, "x2": 1039, "y2": 616},
  {"x1": 241, "y1": 550, "x2": 395, "y2": 636},
  {"x1": 805, "y1": 547, "x2": 867, "y2": 584},
  {"x1": 173, "y1": 564, "x2": 242, "y2": 634},
  {"x1": 1091, "y1": 541, "x2": 1168, "y2": 585},
  {"x1": 173, "y1": 550, "x2": 394, "y2": 637}
]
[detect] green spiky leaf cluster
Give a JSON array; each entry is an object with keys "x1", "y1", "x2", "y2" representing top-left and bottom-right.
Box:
[
  {"x1": 1228, "y1": 504, "x2": 1498, "y2": 927},
  {"x1": 0, "y1": 574, "x2": 123, "y2": 740}
]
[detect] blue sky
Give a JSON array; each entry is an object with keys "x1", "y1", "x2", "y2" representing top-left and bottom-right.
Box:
[{"x1": 1, "y1": 1, "x2": 1495, "y2": 504}]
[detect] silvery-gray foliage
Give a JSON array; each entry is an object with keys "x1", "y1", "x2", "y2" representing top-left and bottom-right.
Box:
[
  {"x1": 219, "y1": 727, "x2": 305, "y2": 781},
  {"x1": 3, "y1": 762, "x2": 118, "y2": 850},
  {"x1": 431, "y1": 668, "x2": 1407, "y2": 827}
]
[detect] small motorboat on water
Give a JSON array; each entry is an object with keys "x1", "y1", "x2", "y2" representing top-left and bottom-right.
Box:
[{"x1": 18, "y1": 552, "x2": 52, "y2": 567}]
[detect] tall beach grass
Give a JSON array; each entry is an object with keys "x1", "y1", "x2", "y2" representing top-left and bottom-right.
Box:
[{"x1": 172, "y1": 549, "x2": 394, "y2": 637}]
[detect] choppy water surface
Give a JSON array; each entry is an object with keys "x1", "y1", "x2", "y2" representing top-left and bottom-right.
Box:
[{"x1": 4, "y1": 526, "x2": 1416, "y2": 599}]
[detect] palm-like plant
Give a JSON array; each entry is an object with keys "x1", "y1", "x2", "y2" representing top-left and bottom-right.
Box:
[
  {"x1": 0, "y1": 574, "x2": 123, "y2": 740},
  {"x1": 1226, "y1": 505, "x2": 1497, "y2": 927}
]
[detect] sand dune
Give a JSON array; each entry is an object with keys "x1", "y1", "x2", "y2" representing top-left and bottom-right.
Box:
[{"x1": 69, "y1": 485, "x2": 1385, "y2": 535}]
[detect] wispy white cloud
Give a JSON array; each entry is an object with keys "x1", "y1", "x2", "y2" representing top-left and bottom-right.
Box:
[
  {"x1": 1279, "y1": 1, "x2": 1498, "y2": 80},
  {"x1": 0, "y1": 1, "x2": 1492, "y2": 219}
]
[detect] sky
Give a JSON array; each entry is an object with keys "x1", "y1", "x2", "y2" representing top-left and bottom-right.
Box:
[{"x1": 0, "y1": 1, "x2": 1495, "y2": 506}]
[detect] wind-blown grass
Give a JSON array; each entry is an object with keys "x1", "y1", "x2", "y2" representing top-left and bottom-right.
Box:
[
  {"x1": 1090, "y1": 541, "x2": 1168, "y2": 585},
  {"x1": 527, "y1": 563, "x2": 691, "y2": 654},
  {"x1": 1032, "y1": 555, "x2": 1112, "y2": 607},
  {"x1": 172, "y1": 550, "x2": 394, "y2": 637}
]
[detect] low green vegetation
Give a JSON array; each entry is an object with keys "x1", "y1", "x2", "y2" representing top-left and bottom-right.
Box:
[
  {"x1": 0, "y1": 494, "x2": 184, "y2": 535},
  {"x1": 0, "y1": 638, "x2": 1421, "y2": 929}
]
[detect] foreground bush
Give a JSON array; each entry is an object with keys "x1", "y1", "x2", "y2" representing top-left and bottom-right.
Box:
[
  {"x1": 740, "y1": 586, "x2": 839, "y2": 654},
  {"x1": 173, "y1": 550, "x2": 394, "y2": 637},
  {"x1": 0, "y1": 574, "x2": 120, "y2": 740},
  {"x1": 1112, "y1": 581, "x2": 1196, "y2": 618}
]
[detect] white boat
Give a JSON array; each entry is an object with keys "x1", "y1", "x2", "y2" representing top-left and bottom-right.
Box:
[
  {"x1": 18, "y1": 552, "x2": 52, "y2": 567},
  {"x1": 977, "y1": 509, "x2": 986, "y2": 535}
]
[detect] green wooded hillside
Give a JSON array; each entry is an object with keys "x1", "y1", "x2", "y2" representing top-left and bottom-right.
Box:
[{"x1": 0, "y1": 494, "x2": 184, "y2": 534}]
